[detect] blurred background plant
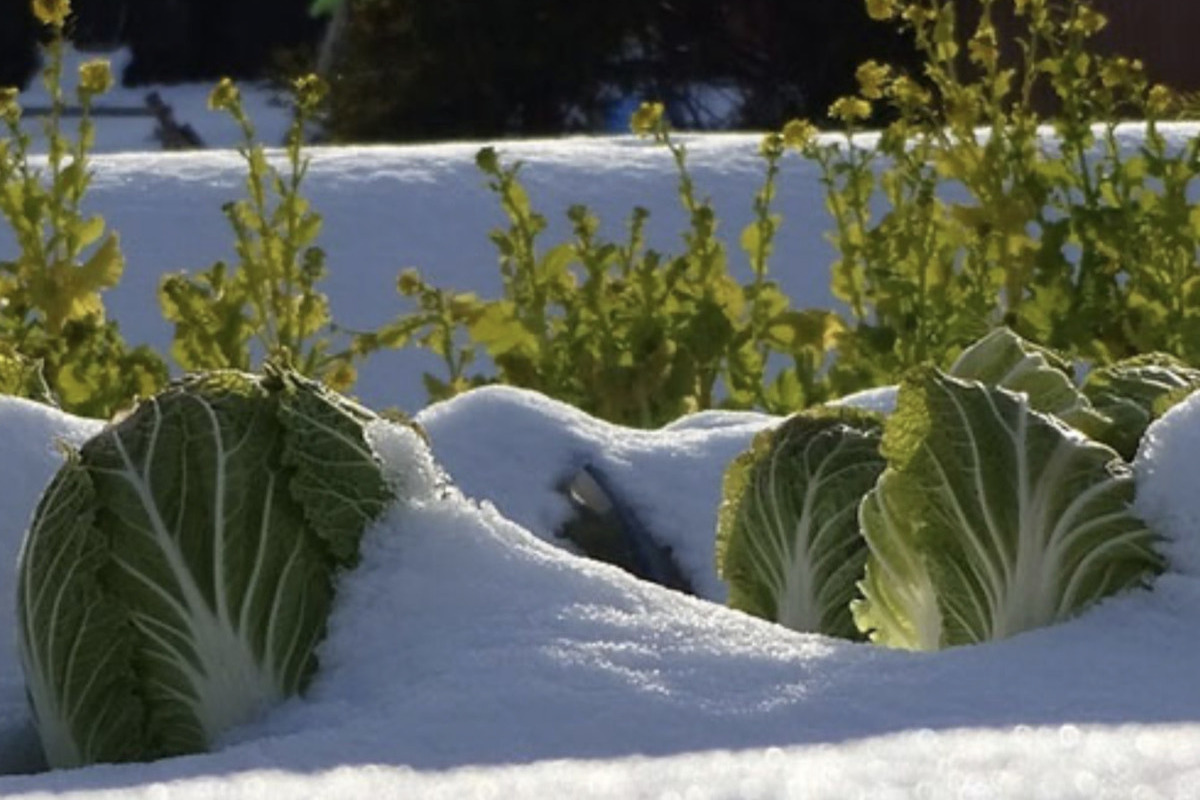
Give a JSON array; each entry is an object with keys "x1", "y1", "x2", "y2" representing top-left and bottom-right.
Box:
[{"x1": 0, "y1": 3, "x2": 165, "y2": 417}]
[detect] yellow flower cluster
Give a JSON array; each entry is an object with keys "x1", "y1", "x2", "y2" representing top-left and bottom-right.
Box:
[
  {"x1": 1100, "y1": 57, "x2": 1144, "y2": 90},
  {"x1": 0, "y1": 87, "x2": 19, "y2": 124},
  {"x1": 968, "y1": 25, "x2": 999, "y2": 71},
  {"x1": 1147, "y1": 85, "x2": 1174, "y2": 117},
  {"x1": 855, "y1": 60, "x2": 892, "y2": 100},
  {"x1": 31, "y1": 0, "x2": 70, "y2": 27},
  {"x1": 630, "y1": 101, "x2": 665, "y2": 137},
  {"x1": 293, "y1": 74, "x2": 329, "y2": 112},
  {"x1": 397, "y1": 268, "x2": 423, "y2": 296},
  {"x1": 207, "y1": 77, "x2": 240, "y2": 113},
  {"x1": 1072, "y1": 7, "x2": 1107, "y2": 37},
  {"x1": 865, "y1": 0, "x2": 896, "y2": 22},
  {"x1": 78, "y1": 60, "x2": 112, "y2": 96},
  {"x1": 782, "y1": 119, "x2": 817, "y2": 151},
  {"x1": 889, "y1": 75, "x2": 931, "y2": 108},
  {"x1": 829, "y1": 96, "x2": 872, "y2": 125}
]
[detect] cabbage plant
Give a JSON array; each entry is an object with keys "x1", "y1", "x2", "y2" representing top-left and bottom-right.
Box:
[
  {"x1": 1081, "y1": 354, "x2": 1200, "y2": 459},
  {"x1": 852, "y1": 367, "x2": 1164, "y2": 650},
  {"x1": 950, "y1": 327, "x2": 1200, "y2": 459},
  {"x1": 948, "y1": 327, "x2": 1108, "y2": 437},
  {"x1": 716, "y1": 408, "x2": 884, "y2": 638},
  {"x1": 16, "y1": 367, "x2": 397, "y2": 767}
]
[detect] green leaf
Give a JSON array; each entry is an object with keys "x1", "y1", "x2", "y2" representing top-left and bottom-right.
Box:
[
  {"x1": 717, "y1": 407, "x2": 885, "y2": 638},
  {"x1": 1081, "y1": 353, "x2": 1200, "y2": 459},
  {"x1": 273, "y1": 367, "x2": 395, "y2": 565},
  {"x1": 17, "y1": 369, "x2": 399, "y2": 767},
  {"x1": 79, "y1": 232, "x2": 124, "y2": 291},
  {"x1": 17, "y1": 455, "x2": 144, "y2": 767},
  {"x1": 468, "y1": 301, "x2": 538, "y2": 357},
  {"x1": 948, "y1": 327, "x2": 1109, "y2": 437},
  {"x1": 853, "y1": 367, "x2": 1164, "y2": 650}
]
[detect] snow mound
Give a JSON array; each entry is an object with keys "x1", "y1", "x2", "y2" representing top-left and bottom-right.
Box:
[{"x1": 1134, "y1": 389, "x2": 1200, "y2": 576}]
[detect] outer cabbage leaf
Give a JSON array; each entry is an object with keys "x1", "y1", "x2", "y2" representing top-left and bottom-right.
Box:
[
  {"x1": 853, "y1": 367, "x2": 1163, "y2": 650},
  {"x1": 17, "y1": 368, "x2": 396, "y2": 767},
  {"x1": 948, "y1": 327, "x2": 1108, "y2": 438},
  {"x1": 1081, "y1": 353, "x2": 1200, "y2": 459},
  {"x1": 716, "y1": 407, "x2": 885, "y2": 638}
]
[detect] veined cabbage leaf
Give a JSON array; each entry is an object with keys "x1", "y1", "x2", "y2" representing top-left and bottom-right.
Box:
[
  {"x1": 716, "y1": 407, "x2": 885, "y2": 638},
  {"x1": 950, "y1": 328, "x2": 1200, "y2": 459},
  {"x1": 16, "y1": 367, "x2": 397, "y2": 768},
  {"x1": 1081, "y1": 353, "x2": 1200, "y2": 459},
  {"x1": 853, "y1": 367, "x2": 1163, "y2": 650},
  {"x1": 948, "y1": 327, "x2": 1108, "y2": 439}
]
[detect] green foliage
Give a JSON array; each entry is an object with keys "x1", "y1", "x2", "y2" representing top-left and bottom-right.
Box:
[
  {"x1": 17, "y1": 364, "x2": 400, "y2": 767},
  {"x1": 364, "y1": 115, "x2": 841, "y2": 427},
  {"x1": 800, "y1": 0, "x2": 1200, "y2": 390},
  {"x1": 717, "y1": 327, "x2": 1177, "y2": 650},
  {"x1": 159, "y1": 75, "x2": 357, "y2": 391},
  {"x1": 0, "y1": 18, "x2": 167, "y2": 417}
]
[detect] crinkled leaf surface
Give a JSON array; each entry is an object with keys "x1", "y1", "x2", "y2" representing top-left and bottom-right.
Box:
[
  {"x1": 17, "y1": 368, "x2": 395, "y2": 768},
  {"x1": 1081, "y1": 353, "x2": 1200, "y2": 459},
  {"x1": 853, "y1": 367, "x2": 1163, "y2": 650},
  {"x1": 716, "y1": 407, "x2": 884, "y2": 638}
]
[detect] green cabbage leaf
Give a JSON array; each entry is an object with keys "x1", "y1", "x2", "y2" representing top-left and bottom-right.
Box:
[
  {"x1": 1081, "y1": 353, "x2": 1200, "y2": 459},
  {"x1": 17, "y1": 367, "x2": 396, "y2": 767},
  {"x1": 716, "y1": 407, "x2": 885, "y2": 638},
  {"x1": 853, "y1": 367, "x2": 1163, "y2": 650}
]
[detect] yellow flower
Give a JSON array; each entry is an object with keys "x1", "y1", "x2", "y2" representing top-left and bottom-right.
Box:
[
  {"x1": 630, "y1": 101, "x2": 665, "y2": 137},
  {"x1": 759, "y1": 132, "x2": 784, "y2": 159},
  {"x1": 1073, "y1": 7, "x2": 1107, "y2": 37},
  {"x1": 207, "y1": 77, "x2": 240, "y2": 112},
  {"x1": 1100, "y1": 57, "x2": 1142, "y2": 90},
  {"x1": 968, "y1": 26, "x2": 998, "y2": 71},
  {"x1": 781, "y1": 118, "x2": 817, "y2": 151},
  {"x1": 828, "y1": 96, "x2": 872, "y2": 125},
  {"x1": 1147, "y1": 84, "x2": 1174, "y2": 117},
  {"x1": 855, "y1": 60, "x2": 892, "y2": 100},
  {"x1": 31, "y1": 0, "x2": 70, "y2": 27},
  {"x1": 448, "y1": 292, "x2": 480, "y2": 320},
  {"x1": 78, "y1": 59, "x2": 112, "y2": 96},
  {"x1": 397, "y1": 268, "x2": 424, "y2": 296},
  {"x1": 292, "y1": 73, "x2": 328, "y2": 112},
  {"x1": 0, "y1": 87, "x2": 19, "y2": 123},
  {"x1": 865, "y1": 0, "x2": 896, "y2": 22},
  {"x1": 889, "y1": 75, "x2": 931, "y2": 108}
]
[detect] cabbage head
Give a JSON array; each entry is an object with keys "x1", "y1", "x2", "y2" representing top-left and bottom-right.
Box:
[
  {"x1": 853, "y1": 367, "x2": 1164, "y2": 650},
  {"x1": 716, "y1": 407, "x2": 885, "y2": 638},
  {"x1": 16, "y1": 367, "x2": 396, "y2": 767}
]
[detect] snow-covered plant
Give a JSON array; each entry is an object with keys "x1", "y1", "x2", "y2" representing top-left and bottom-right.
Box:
[
  {"x1": 16, "y1": 366, "x2": 399, "y2": 768},
  {"x1": 852, "y1": 367, "x2": 1164, "y2": 650},
  {"x1": 716, "y1": 407, "x2": 885, "y2": 638}
]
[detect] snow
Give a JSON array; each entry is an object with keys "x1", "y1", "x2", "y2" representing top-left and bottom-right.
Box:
[
  {"x1": 4, "y1": 81, "x2": 1200, "y2": 794},
  {"x1": 2, "y1": 385, "x2": 1200, "y2": 798},
  {"x1": 1134, "y1": 390, "x2": 1200, "y2": 577}
]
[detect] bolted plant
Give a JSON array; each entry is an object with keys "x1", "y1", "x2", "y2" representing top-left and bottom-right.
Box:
[
  {"x1": 0, "y1": 0, "x2": 167, "y2": 417},
  {"x1": 159, "y1": 74, "x2": 358, "y2": 390}
]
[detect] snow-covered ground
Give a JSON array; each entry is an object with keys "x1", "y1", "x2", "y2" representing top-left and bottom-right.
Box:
[
  {"x1": 3, "y1": 383, "x2": 1200, "y2": 798},
  {"x1": 5, "y1": 64, "x2": 1200, "y2": 797}
]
